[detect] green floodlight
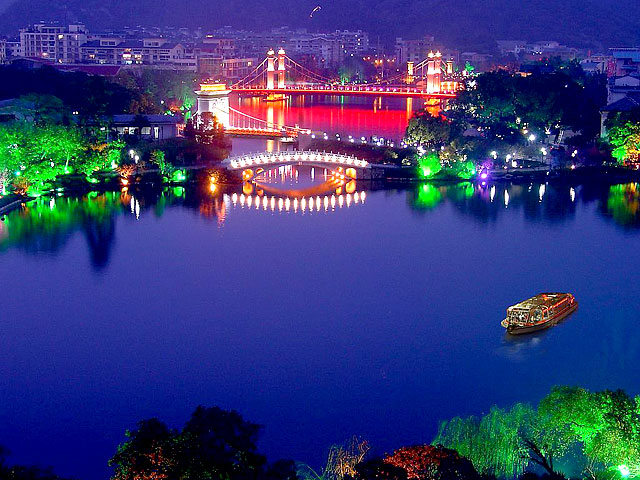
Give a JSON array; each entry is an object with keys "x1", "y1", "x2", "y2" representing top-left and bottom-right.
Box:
[{"x1": 619, "y1": 465, "x2": 631, "y2": 478}]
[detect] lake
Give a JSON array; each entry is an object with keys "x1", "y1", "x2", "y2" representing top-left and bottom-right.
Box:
[{"x1": 0, "y1": 95, "x2": 639, "y2": 479}]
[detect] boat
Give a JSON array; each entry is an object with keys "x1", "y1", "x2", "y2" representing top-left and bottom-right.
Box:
[{"x1": 501, "y1": 293, "x2": 578, "y2": 335}]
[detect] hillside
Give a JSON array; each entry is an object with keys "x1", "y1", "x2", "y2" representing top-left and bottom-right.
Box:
[{"x1": 1, "y1": 0, "x2": 638, "y2": 51}]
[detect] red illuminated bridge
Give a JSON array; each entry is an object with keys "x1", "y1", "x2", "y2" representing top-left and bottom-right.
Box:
[
  {"x1": 228, "y1": 48, "x2": 460, "y2": 98},
  {"x1": 194, "y1": 49, "x2": 461, "y2": 137}
]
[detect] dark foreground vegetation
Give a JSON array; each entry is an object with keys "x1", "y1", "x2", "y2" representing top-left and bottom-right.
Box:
[{"x1": 2, "y1": 385, "x2": 638, "y2": 480}]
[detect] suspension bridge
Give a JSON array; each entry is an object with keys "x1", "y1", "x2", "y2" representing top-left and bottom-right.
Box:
[
  {"x1": 195, "y1": 48, "x2": 462, "y2": 138},
  {"x1": 230, "y1": 48, "x2": 460, "y2": 98}
]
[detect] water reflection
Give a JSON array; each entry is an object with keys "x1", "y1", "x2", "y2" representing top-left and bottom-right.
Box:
[
  {"x1": 407, "y1": 181, "x2": 640, "y2": 229},
  {"x1": 1, "y1": 182, "x2": 638, "y2": 270}
]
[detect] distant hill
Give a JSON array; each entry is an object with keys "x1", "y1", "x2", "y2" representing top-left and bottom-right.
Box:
[{"x1": 1, "y1": 0, "x2": 638, "y2": 51}]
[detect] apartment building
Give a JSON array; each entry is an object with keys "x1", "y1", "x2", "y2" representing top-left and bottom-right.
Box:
[{"x1": 19, "y1": 23, "x2": 88, "y2": 63}]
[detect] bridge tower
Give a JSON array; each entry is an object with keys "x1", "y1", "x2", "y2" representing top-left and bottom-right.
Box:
[
  {"x1": 426, "y1": 51, "x2": 442, "y2": 94},
  {"x1": 266, "y1": 49, "x2": 276, "y2": 90},
  {"x1": 195, "y1": 83, "x2": 232, "y2": 129},
  {"x1": 277, "y1": 48, "x2": 286, "y2": 88},
  {"x1": 406, "y1": 61, "x2": 415, "y2": 84}
]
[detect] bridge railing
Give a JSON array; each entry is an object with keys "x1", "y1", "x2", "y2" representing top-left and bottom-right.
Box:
[
  {"x1": 224, "y1": 151, "x2": 369, "y2": 170},
  {"x1": 232, "y1": 84, "x2": 458, "y2": 95}
]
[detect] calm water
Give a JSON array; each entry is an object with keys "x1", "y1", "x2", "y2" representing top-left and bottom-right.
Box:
[
  {"x1": 0, "y1": 179, "x2": 639, "y2": 479},
  {"x1": 1, "y1": 98, "x2": 640, "y2": 478}
]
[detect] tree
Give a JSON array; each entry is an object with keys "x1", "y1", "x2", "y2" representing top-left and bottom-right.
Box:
[
  {"x1": 176, "y1": 405, "x2": 266, "y2": 480},
  {"x1": 607, "y1": 121, "x2": 640, "y2": 165},
  {"x1": 434, "y1": 405, "x2": 533, "y2": 478},
  {"x1": 0, "y1": 445, "x2": 71, "y2": 480},
  {"x1": 404, "y1": 114, "x2": 455, "y2": 147},
  {"x1": 384, "y1": 445, "x2": 481, "y2": 480},
  {"x1": 299, "y1": 437, "x2": 370, "y2": 480},
  {"x1": 352, "y1": 458, "x2": 408, "y2": 480},
  {"x1": 539, "y1": 387, "x2": 640, "y2": 477},
  {"x1": 109, "y1": 418, "x2": 176, "y2": 480},
  {"x1": 150, "y1": 150, "x2": 173, "y2": 176},
  {"x1": 436, "y1": 387, "x2": 640, "y2": 479},
  {"x1": 416, "y1": 153, "x2": 442, "y2": 178}
]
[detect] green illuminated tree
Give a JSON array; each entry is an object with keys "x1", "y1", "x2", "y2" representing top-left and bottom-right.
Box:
[
  {"x1": 416, "y1": 153, "x2": 442, "y2": 178},
  {"x1": 437, "y1": 387, "x2": 640, "y2": 479},
  {"x1": 607, "y1": 121, "x2": 640, "y2": 165},
  {"x1": 150, "y1": 149, "x2": 173, "y2": 176},
  {"x1": 540, "y1": 386, "x2": 640, "y2": 476}
]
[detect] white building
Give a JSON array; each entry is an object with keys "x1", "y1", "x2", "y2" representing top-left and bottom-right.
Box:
[
  {"x1": 19, "y1": 23, "x2": 88, "y2": 63},
  {"x1": 0, "y1": 40, "x2": 6, "y2": 64},
  {"x1": 81, "y1": 38, "x2": 194, "y2": 70}
]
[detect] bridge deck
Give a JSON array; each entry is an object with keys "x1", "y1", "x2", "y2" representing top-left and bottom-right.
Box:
[{"x1": 231, "y1": 86, "x2": 457, "y2": 98}]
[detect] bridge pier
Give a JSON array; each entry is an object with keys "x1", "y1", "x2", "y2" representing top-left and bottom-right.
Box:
[{"x1": 195, "y1": 83, "x2": 232, "y2": 129}]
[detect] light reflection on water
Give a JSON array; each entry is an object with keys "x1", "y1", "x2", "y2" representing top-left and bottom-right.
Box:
[{"x1": 0, "y1": 180, "x2": 639, "y2": 480}]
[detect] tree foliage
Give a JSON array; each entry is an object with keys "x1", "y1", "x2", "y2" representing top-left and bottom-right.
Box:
[
  {"x1": 0, "y1": 446, "x2": 71, "y2": 480},
  {"x1": 404, "y1": 114, "x2": 457, "y2": 147},
  {"x1": 436, "y1": 386, "x2": 640, "y2": 479},
  {"x1": 299, "y1": 437, "x2": 370, "y2": 480},
  {"x1": 383, "y1": 445, "x2": 480, "y2": 480},
  {"x1": 110, "y1": 405, "x2": 296, "y2": 480},
  {"x1": 455, "y1": 69, "x2": 606, "y2": 144},
  {"x1": 0, "y1": 122, "x2": 124, "y2": 194},
  {"x1": 607, "y1": 121, "x2": 640, "y2": 165}
]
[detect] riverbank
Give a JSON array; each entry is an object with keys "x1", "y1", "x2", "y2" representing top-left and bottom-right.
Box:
[{"x1": 0, "y1": 194, "x2": 29, "y2": 216}]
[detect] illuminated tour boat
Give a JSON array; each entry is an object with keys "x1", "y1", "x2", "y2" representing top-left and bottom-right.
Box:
[{"x1": 501, "y1": 293, "x2": 578, "y2": 335}]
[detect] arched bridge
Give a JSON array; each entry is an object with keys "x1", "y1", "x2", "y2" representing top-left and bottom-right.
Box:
[{"x1": 222, "y1": 151, "x2": 371, "y2": 180}]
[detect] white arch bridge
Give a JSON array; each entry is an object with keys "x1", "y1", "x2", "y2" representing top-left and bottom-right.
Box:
[{"x1": 222, "y1": 151, "x2": 373, "y2": 180}]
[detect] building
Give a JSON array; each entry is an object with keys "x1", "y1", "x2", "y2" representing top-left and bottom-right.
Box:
[
  {"x1": 496, "y1": 40, "x2": 527, "y2": 57},
  {"x1": 109, "y1": 114, "x2": 180, "y2": 141},
  {"x1": 461, "y1": 52, "x2": 494, "y2": 72},
  {"x1": 610, "y1": 47, "x2": 640, "y2": 76},
  {"x1": 395, "y1": 36, "x2": 436, "y2": 65},
  {"x1": 81, "y1": 38, "x2": 194, "y2": 69},
  {"x1": 600, "y1": 91, "x2": 640, "y2": 138},
  {"x1": 19, "y1": 23, "x2": 88, "y2": 63},
  {"x1": 607, "y1": 74, "x2": 640, "y2": 104},
  {"x1": 580, "y1": 54, "x2": 613, "y2": 75},
  {"x1": 334, "y1": 30, "x2": 369, "y2": 56},
  {"x1": 0, "y1": 40, "x2": 6, "y2": 64},
  {"x1": 288, "y1": 34, "x2": 342, "y2": 65},
  {"x1": 199, "y1": 36, "x2": 237, "y2": 58},
  {"x1": 197, "y1": 56, "x2": 258, "y2": 80}
]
